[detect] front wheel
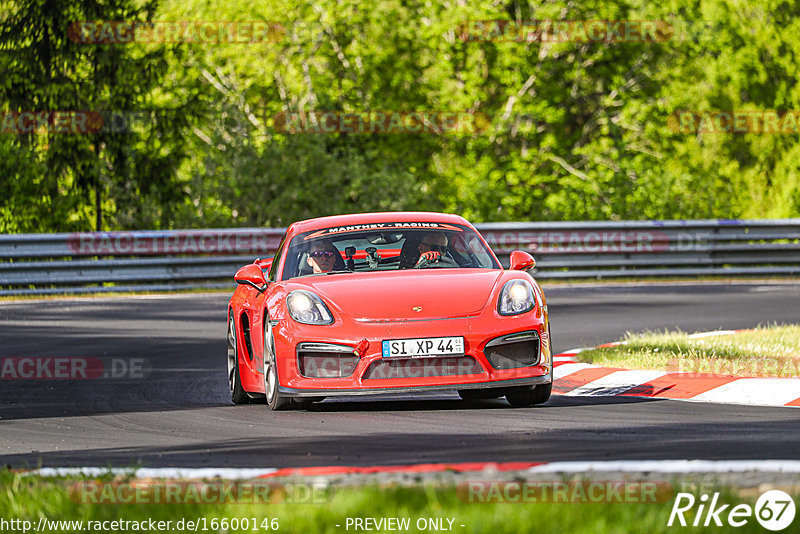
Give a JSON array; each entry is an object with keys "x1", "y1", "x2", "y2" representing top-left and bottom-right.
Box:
[
  {"x1": 506, "y1": 361, "x2": 554, "y2": 407},
  {"x1": 263, "y1": 317, "x2": 291, "y2": 411},
  {"x1": 505, "y1": 382, "x2": 552, "y2": 407},
  {"x1": 458, "y1": 388, "x2": 503, "y2": 401},
  {"x1": 293, "y1": 397, "x2": 326, "y2": 410},
  {"x1": 507, "y1": 325, "x2": 555, "y2": 407},
  {"x1": 228, "y1": 311, "x2": 250, "y2": 405}
]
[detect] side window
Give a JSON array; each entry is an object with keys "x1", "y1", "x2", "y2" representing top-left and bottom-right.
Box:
[
  {"x1": 448, "y1": 234, "x2": 472, "y2": 267},
  {"x1": 267, "y1": 233, "x2": 287, "y2": 282},
  {"x1": 467, "y1": 236, "x2": 494, "y2": 268}
]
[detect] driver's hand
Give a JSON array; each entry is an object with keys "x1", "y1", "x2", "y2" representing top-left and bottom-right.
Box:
[{"x1": 416, "y1": 251, "x2": 440, "y2": 265}]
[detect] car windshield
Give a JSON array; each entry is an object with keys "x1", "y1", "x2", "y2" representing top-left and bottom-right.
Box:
[{"x1": 281, "y1": 222, "x2": 500, "y2": 280}]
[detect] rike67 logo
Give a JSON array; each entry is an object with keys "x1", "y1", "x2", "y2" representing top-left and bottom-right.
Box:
[{"x1": 668, "y1": 490, "x2": 796, "y2": 531}]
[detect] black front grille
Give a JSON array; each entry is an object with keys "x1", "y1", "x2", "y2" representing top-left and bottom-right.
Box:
[
  {"x1": 484, "y1": 332, "x2": 540, "y2": 369},
  {"x1": 298, "y1": 351, "x2": 359, "y2": 378},
  {"x1": 362, "y1": 356, "x2": 483, "y2": 379}
]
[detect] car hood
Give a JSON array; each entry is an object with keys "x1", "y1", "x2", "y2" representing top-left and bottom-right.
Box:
[{"x1": 291, "y1": 269, "x2": 504, "y2": 320}]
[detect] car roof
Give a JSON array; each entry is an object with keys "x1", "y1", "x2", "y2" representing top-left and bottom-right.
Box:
[{"x1": 287, "y1": 212, "x2": 471, "y2": 235}]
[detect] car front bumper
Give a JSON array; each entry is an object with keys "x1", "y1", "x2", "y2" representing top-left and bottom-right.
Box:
[
  {"x1": 272, "y1": 307, "x2": 552, "y2": 395},
  {"x1": 279, "y1": 374, "x2": 551, "y2": 397}
]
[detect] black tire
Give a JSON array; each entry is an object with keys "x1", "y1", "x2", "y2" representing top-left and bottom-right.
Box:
[
  {"x1": 228, "y1": 311, "x2": 250, "y2": 405},
  {"x1": 458, "y1": 389, "x2": 503, "y2": 401},
  {"x1": 506, "y1": 329, "x2": 554, "y2": 407},
  {"x1": 505, "y1": 382, "x2": 552, "y2": 407},
  {"x1": 263, "y1": 316, "x2": 291, "y2": 411},
  {"x1": 292, "y1": 397, "x2": 326, "y2": 410},
  {"x1": 506, "y1": 342, "x2": 553, "y2": 408},
  {"x1": 506, "y1": 360, "x2": 554, "y2": 407}
]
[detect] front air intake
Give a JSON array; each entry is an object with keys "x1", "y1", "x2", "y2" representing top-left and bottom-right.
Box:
[
  {"x1": 297, "y1": 342, "x2": 359, "y2": 378},
  {"x1": 484, "y1": 331, "x2": 540, "y2": 370}
]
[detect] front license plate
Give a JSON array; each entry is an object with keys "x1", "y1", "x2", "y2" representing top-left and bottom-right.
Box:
[{"x1": 381, "y1": 336, "x2": 464, "y2": 358}]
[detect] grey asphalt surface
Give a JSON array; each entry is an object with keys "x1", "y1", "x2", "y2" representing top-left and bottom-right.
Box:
[{"x1": 1, "y1": 281, "x2": 799, "y2": 468}]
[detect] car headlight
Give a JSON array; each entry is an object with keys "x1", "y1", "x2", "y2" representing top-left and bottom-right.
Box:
[
  {"x1": 498, "y1": 280, "x2": 536, "y2": 316},
  {"x1": 287, "y1": 290, "x2": 334, "y2": 325}
]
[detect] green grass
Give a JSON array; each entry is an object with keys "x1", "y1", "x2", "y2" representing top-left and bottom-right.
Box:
[
  {"x1": 577, "y1": 324, "x2": 800, "y2": 377},
  {"x1": 0, "y1": 470, "x2": 791, "y2": 534}
]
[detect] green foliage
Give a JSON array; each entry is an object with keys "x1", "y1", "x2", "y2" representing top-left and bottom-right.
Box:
[
  {"x1": 0, "y1": 0, "x2": 199, "y2": 231},
  {"x1": 2, "y1": 0, "x2": 799, "y2": 231}
]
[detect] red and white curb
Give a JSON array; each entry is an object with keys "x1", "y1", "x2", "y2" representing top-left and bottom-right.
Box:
[
  {"x1": 27, "y1": 460, "x2": 800, "y2": 479},
  {"x1": 552, "y1": 330, "x2": 800, "y2": 408},
  {"x1": 27, "y1": 462, "x2": 539, "y2": 480}
]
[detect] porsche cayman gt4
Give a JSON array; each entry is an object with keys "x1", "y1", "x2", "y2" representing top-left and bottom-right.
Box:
[{"x1": 227, "y1": 212, "x2": 552, "y2": 410}]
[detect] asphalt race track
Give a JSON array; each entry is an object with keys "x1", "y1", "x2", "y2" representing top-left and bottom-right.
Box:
[{"x1": 1, "y1": 281, "x2": 799, "y2": 468}]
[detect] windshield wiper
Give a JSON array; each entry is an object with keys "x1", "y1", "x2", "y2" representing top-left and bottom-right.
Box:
[{"x1": 325, "y1": 269, "x2": 356, "y2": 275}]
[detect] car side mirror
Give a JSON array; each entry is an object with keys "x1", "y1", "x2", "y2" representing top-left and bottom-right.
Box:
[
  {"x1": 509, "y1": 250, "x2": 536, "y2": 271},
  {"x1": 234, "y1": 264, "x2": 267, "y2": 292},
  {"x1": 255, "y1": 257, "x2": 273, "y2": 272}
]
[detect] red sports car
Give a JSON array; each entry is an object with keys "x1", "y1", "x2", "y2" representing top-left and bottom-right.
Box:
[{"x1": 227, "y1": 212, "x2": 552, "y2": 410}]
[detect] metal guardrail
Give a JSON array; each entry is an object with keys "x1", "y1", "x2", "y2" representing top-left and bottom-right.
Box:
[{"x1": 0, "y1": 220, "x2": 798, "y2": 295}]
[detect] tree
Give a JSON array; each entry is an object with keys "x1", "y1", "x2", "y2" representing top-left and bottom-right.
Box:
[{"x1": 0, "y1": 0, "x2": 198, "y2": 232}]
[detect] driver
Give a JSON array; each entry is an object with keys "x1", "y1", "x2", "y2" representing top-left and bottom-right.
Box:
[
  {"x1": 414, "y1": 232, "x2": 448, "y2": 267},
  {"x1": 306, "y1": 240, "x2": 339, "y2": 273}
]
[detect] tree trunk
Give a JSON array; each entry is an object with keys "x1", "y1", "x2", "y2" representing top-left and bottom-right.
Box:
[{"x1": 95, "y1": 182, "x2": 102, "y2": 231}]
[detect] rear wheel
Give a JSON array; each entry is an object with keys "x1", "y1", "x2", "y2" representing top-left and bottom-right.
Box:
[
  {"x1": 228, "y1": 311, "x2": 250, "y2": 405},
  {"x1": 263, "y1": 317, "x2": 291, "y2": 411}
]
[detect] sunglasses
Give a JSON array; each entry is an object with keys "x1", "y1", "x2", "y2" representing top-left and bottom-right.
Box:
[
  {"x1": 421, "y1": 244, "x2": 448, "y2": 253},
  {"x1": 310, "y1": 250, "x2": 336, "y2": 259}
]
